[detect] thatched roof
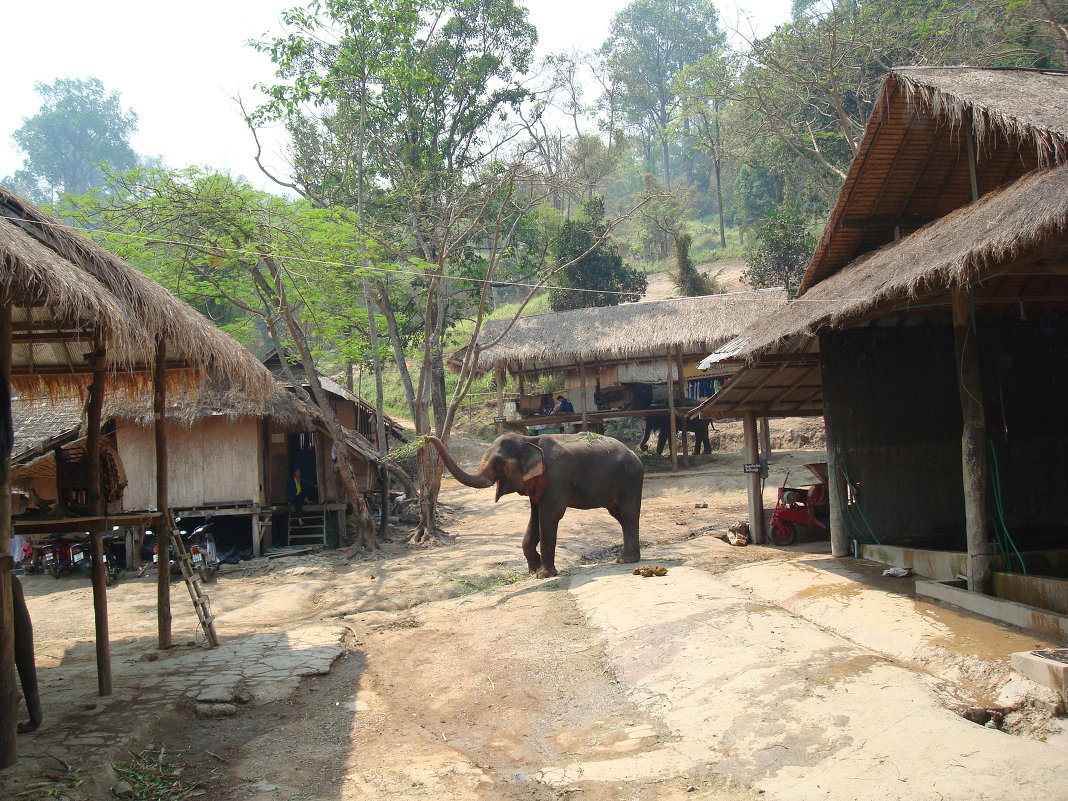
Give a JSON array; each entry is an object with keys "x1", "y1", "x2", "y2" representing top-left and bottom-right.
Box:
[
  {"x1": 802, "y1": 67, "x2": 1068, "y2": 293},
  {"x1": 455, "y1": 290, "x2": 788, "y2": 374},
  {"x1": 0, "y1": 185, "x2": 275, "y2": 397},
  {"x1": 719, "y1": 163, "x2": 1068, "y2": 363}
]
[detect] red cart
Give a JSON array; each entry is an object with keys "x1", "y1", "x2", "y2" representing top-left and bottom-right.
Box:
[{"x1": 768, "y1": 462, "x2": 829, "y2": 547}]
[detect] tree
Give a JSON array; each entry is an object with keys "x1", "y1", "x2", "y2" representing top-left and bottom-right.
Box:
[
  {"x1": 8, "y1": 78, "x2": 139, "y2": 201},
  {"x1": 601, "y1": 0, "x2": 725, "y2": 184},
  {"x1": 68, "y1": 168, "x2": 401, "y2": 551},
  {"x1": 548, "y1": 198, "x2": 647, "y2": 311},
  {"x1": 252, "y1": 0, "x2": 545, "y2": 539},
  {"x1": 731, "y1": 0, "x2": 1047, "y2": 204},
  {"x1": 742, "y1": 204, "x2": 816, "y2": 296}
]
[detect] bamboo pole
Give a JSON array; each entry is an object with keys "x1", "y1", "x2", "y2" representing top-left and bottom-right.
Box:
[
  {"x1": 743, "y1": 412, "x2": 763, "y2": 543},
  {"x1": 578, "y1": 359, "x2": 589, "y2": 433},
  {"x1": 952, "y1": 288, "x2": 993, "y2": 594},
  {"x1": 666, "y1": 347, "x2": 678, "y2": 472},
  {"x1": 0, "y1": 297, "x2": 16, "y2": 768},
  {"x1": 154, "y1": 339, "x2": 172, "y2": 649},
  {"x1": 495, "y1": 366, "x2": 505, "y2": 436},
  {"x1": 85, "y1": 348, "x2": 111, "y2": 695},
  {"x1": 675, "y1": 346, "x2": 689, "y2": 466}
]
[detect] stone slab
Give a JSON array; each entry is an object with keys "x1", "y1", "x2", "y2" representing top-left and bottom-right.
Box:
[{"x1": 1012, "y1": 651, "x2": 1068, "y2": 703}]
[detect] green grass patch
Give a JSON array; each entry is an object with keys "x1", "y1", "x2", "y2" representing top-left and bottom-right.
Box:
[{"x1": 441, "y1": 566, "x2": 527, "y2": 596}]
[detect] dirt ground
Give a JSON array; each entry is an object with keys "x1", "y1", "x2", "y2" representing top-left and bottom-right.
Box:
[{"x1": 3, "y1": 431, "x2": 1067, "y2": 801}]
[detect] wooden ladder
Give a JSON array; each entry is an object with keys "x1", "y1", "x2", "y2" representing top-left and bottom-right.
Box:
[{"x1": 171, "y1": 535, "x2": 220, "y2": 647}]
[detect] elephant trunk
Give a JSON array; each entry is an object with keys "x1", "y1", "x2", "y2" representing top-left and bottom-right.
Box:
[
  {"x1": 12, "y1": 576, "x2": 42, "y2": 733},
  {"x1": 427, "y1": 436, "x2": 494, "y2": 489}
]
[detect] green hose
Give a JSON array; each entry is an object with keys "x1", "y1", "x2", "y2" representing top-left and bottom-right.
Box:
[
  {"x1": 987, "y1": 440, "x2": 1027, "y2": 574},
  {"x1": 841, "y1": 461, "x2": 881, "y2": 545}
]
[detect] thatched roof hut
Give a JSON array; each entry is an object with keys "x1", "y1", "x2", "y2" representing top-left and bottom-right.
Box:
[
  {"x1": 711, "y1": 162, "x2": 1068, "y2": 364},
  {"x1": 0, "y1": 184, "x2": 275, "y2": 397},
  {"x1": 454, "y1": 289, "x2": 788, "y2": 375},
  {"x1": 802, "y1": 67, "x2": 1068, "y2": 294}
]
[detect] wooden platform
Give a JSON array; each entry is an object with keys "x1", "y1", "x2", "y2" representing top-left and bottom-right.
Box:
[
  {"x1": 13, "y1": 513, "x2": 160, "y2": 537},
  {"x1": 504, "y1": 406, "x2": 698, "y2": 431}
]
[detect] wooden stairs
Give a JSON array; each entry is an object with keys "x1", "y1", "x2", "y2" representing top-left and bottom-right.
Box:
[{"x1": 287, "y1": 509, "x2": 327, "y2": 547}]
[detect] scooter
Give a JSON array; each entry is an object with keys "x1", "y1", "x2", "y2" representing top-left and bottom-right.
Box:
[{"x1": 142, "y1": 521, "x2": 219, "y2": 582}]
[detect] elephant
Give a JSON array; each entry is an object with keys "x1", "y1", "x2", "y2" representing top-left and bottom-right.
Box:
[
  {"x1": 639, "y1": 415, "x2": 713, "y2": 456},
  {"x1": 428, "y1": 433, "x2": 642, "y2": 578},
  {"x1": 11, "y1": 574, "x2": 42, "y2": 733}
]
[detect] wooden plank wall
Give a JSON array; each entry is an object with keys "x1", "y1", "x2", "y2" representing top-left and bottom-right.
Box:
[{"x1": 116, "y1": 417, "x2": 262, "y2": 510}]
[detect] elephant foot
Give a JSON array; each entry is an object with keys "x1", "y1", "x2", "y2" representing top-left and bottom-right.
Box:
[
  {"x1": 18, "y1": 717, "x2": 42, "y2": 734},
  {"x1": 535, "y1": 566, "x2": 558, "y2": 579},
  {"x1": 616, "y1": 552, "x2": 641, "y2": 564},
  {"x1": 527, "y1": 561, "x2": 542, "y2": 575}
]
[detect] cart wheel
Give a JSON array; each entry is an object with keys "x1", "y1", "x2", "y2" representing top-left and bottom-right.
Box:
[{"x1": 770, "y1": 520, "x2": 799, "y2": 547}]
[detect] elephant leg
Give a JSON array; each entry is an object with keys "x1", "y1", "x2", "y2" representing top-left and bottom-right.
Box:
[
  {"x1": 12, "y1": 576, "x2": 42, "y2": 733},
  {"x1": 609, "y1": 499, "x2": 642, "y2": 564},
  {"x1": 656, "y1": 425, "x2": 668, "y2": 456},
  {"x1": 639, "y1": 419, "x2": 653, "y2": 452},
  {"x1": 696, "y1": 422, "x2": 711, "y2": 454},
  {"x1": 534, "y1": 508, "x2": 564, "y2": 579},
  {"x1": 523, "y1": 504, "x2": 542, "y2": 575}
]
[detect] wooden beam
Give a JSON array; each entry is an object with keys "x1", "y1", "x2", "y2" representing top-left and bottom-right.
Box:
[
  {"x1": 0, "y1": 296, "x2": 17, "y2": 769},
  {"x1": 85, "y1": 348, "x2": 111, "y2": 696},
  {"x1": 952, "y1": 288, "x2": 993, "y2": 594},
  {"x1": 154, "y1": 339, "x2": 172, "y2": 649},
  {"x1": 743, "y1": 413, "x2": 763, "y2": 543},
  {"x1": 840, "y1": 215, "x2": 936, "y2": 229},
  {"x1": 666, "y1": 347, "x2": 678, "y2": 472}
]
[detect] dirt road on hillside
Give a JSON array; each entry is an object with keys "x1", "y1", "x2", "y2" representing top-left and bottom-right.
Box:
[{"x1": 3, "y1": 438, "x2": 1066, "y2": 801}]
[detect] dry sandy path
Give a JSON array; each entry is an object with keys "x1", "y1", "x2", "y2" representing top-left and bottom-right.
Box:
[{"x1": 5, "y1": 440, "x2": 1067, "y2": 800}]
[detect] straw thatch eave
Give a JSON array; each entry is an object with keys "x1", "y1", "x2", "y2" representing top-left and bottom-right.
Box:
[
  {"x1": 454, "y1": 290, "x2": 788, "y2": 375},
  {"x1": 0, "y1": 185, "x2": 275, "y2": 399},
  {"x1": 724, "y1": 163, "x2": 1068, "y2": 364},
  {"x1": 801, "y1": 67, "x2": 1068, "y2": 294}
]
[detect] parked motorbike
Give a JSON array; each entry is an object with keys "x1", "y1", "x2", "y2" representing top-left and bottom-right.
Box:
[{"x1": 141, "y1": 521, "x2": 219, "y2": 582}]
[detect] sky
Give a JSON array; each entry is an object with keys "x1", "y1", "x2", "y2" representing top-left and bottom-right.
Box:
[{"x1": 0, "y1": 0, "x2": 792, "y2": 192}]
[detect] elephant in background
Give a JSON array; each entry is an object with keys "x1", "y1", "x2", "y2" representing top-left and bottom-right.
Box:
[
  {"x1": 639, "y1": 414, "x2": 713, "y2": 456},
  {"x1": 429, "y1": 433, "x2": 642, "y2": 578}
]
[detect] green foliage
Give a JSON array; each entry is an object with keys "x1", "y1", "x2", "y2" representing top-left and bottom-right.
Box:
[
  {"x1": 7, "y1": 77, "x2": 140, "y2": 202},
  {"x1": 602, "y1": 0, "x2": 727, "y2": 182},
  {"x1": 66, "y1": 167, "x2": 396, "y2": 368},
  {"x1": 732, "y1": 165, "x2": 780, "y2": 230},
  {"x1": 743, "y1": 204, "x2": 817, "y2": 296},
  {"x1": 548, "y1": 198, "x2": 647, "y2": 311}
]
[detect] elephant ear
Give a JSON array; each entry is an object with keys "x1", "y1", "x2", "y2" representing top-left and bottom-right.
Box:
[{"x1": 521, "y1": 442, "x2": 545, "y2": 484}]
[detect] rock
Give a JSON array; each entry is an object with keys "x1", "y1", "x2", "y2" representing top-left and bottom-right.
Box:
[
  {"x1": 234, "y1": 691, "x2": 254, "y2": 704},
  {"x1": 143, "y1": 652, "x2": 160, "y2": 662},
  {"x1": 196, "y1": 702, "x2": 238, "y2": 719},
  {"x1": 694, "y1": 502, "x2": 708, "y2": 509},
  {"x1": 113, "y1": 780, "x2": 134, "y2": 797}
]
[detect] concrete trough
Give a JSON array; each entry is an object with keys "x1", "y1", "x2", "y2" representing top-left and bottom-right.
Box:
[{"x1": 916, "y1": 578, "x2": 1068, "y2": 642}]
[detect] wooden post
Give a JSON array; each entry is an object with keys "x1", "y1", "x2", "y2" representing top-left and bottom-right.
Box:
[
  {"x1": 675, "y1": 346, "x2": 689, "y2": 466},
  {"x1": 952, "y1": 288, "x2": 993, "y2": 594},
  {"x1": 827, "y1": 451, "x2": 850, "y2": 557},
  {"x1": 759, "y1": 417, "x2": 771, "y2": 472},
  {"x1": 0, "y1": 297, "x2": 17, "y2": 768},
  {"x1": 251, "y1": 512, "x2": 262, "y2": 557},
  {"x1": 578, "y1": 359, "x2": 589, "y2": 432},
  {"x1": 495, "y1": 366, "x2": 505, "y2": 436},
  {"x1": 85, "y1": 348, "x2": 111, "y2": 696},
  {"x1": 743, "y1": 412, "x2": 764, "y2": 544},
  {"x1": 154, "y1": 339, "x2": 172, "y2": 649},
  {"x1": 666, "y1": 347, "x2": 679, "y2": 472}
]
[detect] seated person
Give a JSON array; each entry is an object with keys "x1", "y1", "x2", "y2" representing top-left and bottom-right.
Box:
[
  {"x1": 553, "y1": 394, "x2": 575, "y2": 414},
  {"x1": 286, "y1": 467, "x2": 318, "y2": 526}
]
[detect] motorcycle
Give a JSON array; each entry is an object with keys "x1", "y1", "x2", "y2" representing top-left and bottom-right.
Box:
[{"x1": 142, "y1": 521, "x2": 219, "y2": 582}]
